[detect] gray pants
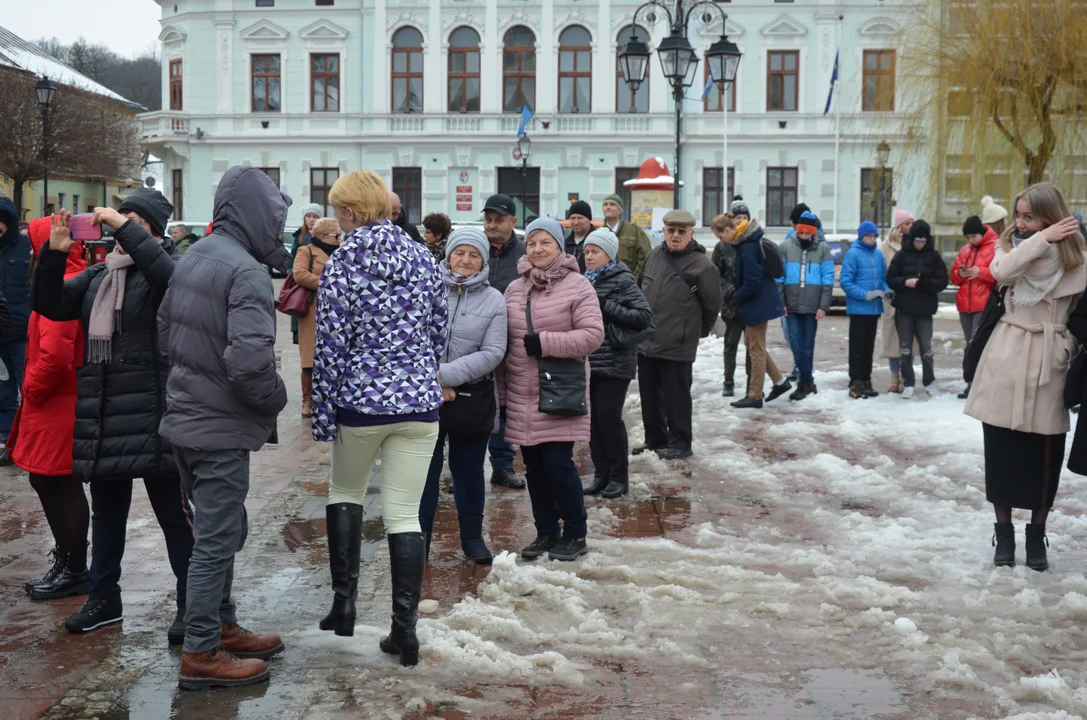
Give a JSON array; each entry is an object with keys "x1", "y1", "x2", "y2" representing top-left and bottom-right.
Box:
[
  {"x1": 960, "y1": 311, "x2": 982, "y2": 344},
  {"x1": 896, "y1": 313, "x2": 935, "y2": 388},
  {"x1": 175, "y1": 447, "x2": 250, "y2": 654}
]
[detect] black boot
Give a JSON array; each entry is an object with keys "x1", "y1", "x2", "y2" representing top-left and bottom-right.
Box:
[
  {"x1": 319, "y1": 503, "x2": 364, "y2": 637},
  {"x1": 958, "y1": 383, "x2": 971, "y2": 400},
  {"x1": 1025, "y1": 523, "x2": 1048, "y2": 571},
  {"x1": 862, "y1": 381, "x2": 878, "y2": 398},
  {"x1": 458, "y1": 515, "x2": 493, "y2": 565},
  {"x1": 30, "y1": 546, "x2": 90, "y2": 601},
  {"x1": 419, "y1": 515, "x2": 434, "y2": 563},
  {"x1": 731, "y1": 395, "x2": 764, "y2": 409},
  {"x1": 848, "y1": 381, "x2": 864, "y2": 399},
  {"x1": 25, "y1": 547, "x2": 64, "y2": 594},
  {"x1": 601, "y1": 481, "x2": 629, "y2": 498},
  {"x1": 993, "y1": 522, "x2": 1015, "y2": 567},
  {"x1": 583, "y1": 475, "x2": 608, "y2": 496},
  {"x1": 168, "y1": 600, "x2": 186, "y2": 645},
  {"x1": 379, "y1": 533, "x2": 426, "y2": 666},
  {"x1": 722, "y1": 380, "x2": 735, "y2": 397},
  {"x1": 766, "y1": 379, "x2": 792, "y2": 402}
]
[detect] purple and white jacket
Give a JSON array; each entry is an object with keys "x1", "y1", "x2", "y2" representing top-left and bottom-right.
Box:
[{"x1": 311, "y1": 221, "x2": 448, "y2": 442}]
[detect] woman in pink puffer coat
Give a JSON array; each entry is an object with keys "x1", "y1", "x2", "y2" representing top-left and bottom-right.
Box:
[{"x1": 501, "y1": 217, "x2": 604, "y2": 562}]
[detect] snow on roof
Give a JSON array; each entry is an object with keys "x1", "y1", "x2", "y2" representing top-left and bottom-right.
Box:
[
  {"x1": 0, "y1": 25, "x2": 144, "y2": 111},
  {"x1": 623, "y1": 176, "x2": 684, "y2": 188}
]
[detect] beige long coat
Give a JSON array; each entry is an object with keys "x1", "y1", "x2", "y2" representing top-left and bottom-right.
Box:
[
  {"x1": 293, "y1": 243, "x2": 331, "y2": 368},
  {"x1": 879, "y1": 235, "x2": 903, "y2": 359},
  {"x1": 964, "y1": 234, "x2": 1087, "y2": 435}
]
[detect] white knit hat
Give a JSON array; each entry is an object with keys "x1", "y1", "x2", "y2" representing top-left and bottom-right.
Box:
[
  {"x1": 585, "y1": 227, "x2": 620, "y2": 262},
  {"x1": 981, "y1": 195, "x2": 1008, "y2": 224}
]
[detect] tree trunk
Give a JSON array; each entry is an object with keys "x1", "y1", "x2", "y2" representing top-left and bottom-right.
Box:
[{"x1": 11, "y1": 181, "x2": 24, "y2": 220}]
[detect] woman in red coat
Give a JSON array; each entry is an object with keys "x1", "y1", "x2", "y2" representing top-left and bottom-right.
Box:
[
  {"x1": 950, "y1": 216, "x2": 998, "y2": 398},
  {"x1": 10, "y1": 216, "x2": 90, "y2": 600}
]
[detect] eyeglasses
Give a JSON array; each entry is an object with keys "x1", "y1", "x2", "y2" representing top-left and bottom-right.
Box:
[{"x1": 664, "y1": 226, "x2": 690, "y2": 235}]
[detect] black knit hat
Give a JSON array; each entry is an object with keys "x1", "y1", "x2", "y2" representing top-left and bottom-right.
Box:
[
  {"x1": 789, "y1": 203, "x2": 811, "y2": 226},
  {"x1": 962, "y1": 215, "x2": 986, "y2": 237},
  {"x1": 567, "y1": 200, "x2": 592, "y2": 221},
  {"x1": 118, "y1": 188, "x2": 174, "y2": 238},
  {"x1": 907, "y1": 219, "x2": 933, "y2": 243}
]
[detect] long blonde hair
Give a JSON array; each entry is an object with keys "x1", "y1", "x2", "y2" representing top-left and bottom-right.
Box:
[{"x1": 1000, "y1": 183, "x2": 1086, "y2": 271}]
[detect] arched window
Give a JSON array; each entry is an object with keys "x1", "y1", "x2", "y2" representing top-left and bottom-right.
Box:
[
  {"x1": 503, "y1": 26, "x2": 536, "y2": 113},
  {"x1": 448, "y1": 27, "x2": 481, "y2": 113},
  {"x1": 392, "y1": 27, "x2": 423, "y2": 113},
  {"x1": 616, "y1": 25, "x2": 649, "y2": 114},
  {"x1": 558, "y1": 26, "x2": 592, "y2": 113}
]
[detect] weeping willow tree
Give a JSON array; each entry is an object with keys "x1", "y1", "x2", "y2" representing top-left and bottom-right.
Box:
[{"x1": 898, "y1": 0, "x2": 1087, "y2": 220}]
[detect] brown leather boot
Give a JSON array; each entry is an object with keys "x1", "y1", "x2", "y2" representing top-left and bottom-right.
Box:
[
  {"x1": 220, "y1": 623, "x2": 285, "y2": 660},
  {"x1": 179, "y1": 648, "x2": 269, "y2": 691},
  {"x1": 301, "y1": 372, "x2": 313, "y2": 418}
]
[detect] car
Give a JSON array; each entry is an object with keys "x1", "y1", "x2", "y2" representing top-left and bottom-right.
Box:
[
  {"x1": 165, "y1": 220, "x2": 212, "y2": 244},
  {"x1": 821, "y1": 233, "x2": 854, "y2": 308}
]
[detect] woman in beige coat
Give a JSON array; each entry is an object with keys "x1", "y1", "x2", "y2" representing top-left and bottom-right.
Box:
[
  {"x1": 880, "y1": 209, "x2": 914, "y2": 392},
  {"x1": 294, "y1": 217, "x2": 339, "y2": 417},
  {"x1": 964, "y1": 183, "x2": 1086, "y2": 572}
]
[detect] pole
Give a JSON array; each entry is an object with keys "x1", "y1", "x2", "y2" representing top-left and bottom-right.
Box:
[
  {"x1": 674, "y1": 87, "x2": 682, "y2": 209},
  {"x1": 521, "y1": 158, "x2": 526, "y2": 228},
  {"x1": 41, "y1": 110, "x2": 49, "y2": 217},
  {"x1": 832, "y1": 14, "x2": 843, "y2": 234},
  {"x1": 722, "y1": 83, "x2": 729, "y2": 211}
]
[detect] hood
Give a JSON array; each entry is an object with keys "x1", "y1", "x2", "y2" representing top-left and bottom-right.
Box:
[
  {"x1": 853, "y1": 239, "x2": 879, "y2": 253},
  {"x1": 440, "y1": 261, "x2": 491, "y2": 291},
  {"x1": 212, "y1": 166, "x2": 293, "y2": 272},
  {"x1": 0, "y1": 197, "x2": 21, "y2": 248},
  {"x1": 596, "y1": 261, "x2": 635, "y2": 283},
  {"x1": 904, "y1": 237, "x2": 937, "y2": 255},
  {"x1": 979, "y1": 226, "x2": 1000, "y2": 248},
  {"x1": 28, "y1": 217, "x2": 87, "y2": 277}
]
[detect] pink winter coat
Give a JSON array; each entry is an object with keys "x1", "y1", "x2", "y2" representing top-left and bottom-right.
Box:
[{"x1": 500, "y1": 254, "x2": 605, "y2": 447}]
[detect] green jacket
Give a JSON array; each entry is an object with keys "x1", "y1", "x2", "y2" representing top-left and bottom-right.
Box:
[{"x1": 614, "y1": 219, "x2": 652, "y2": 280}]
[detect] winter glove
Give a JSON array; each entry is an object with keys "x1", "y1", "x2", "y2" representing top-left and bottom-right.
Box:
[
  {"x1": 523, "y1": 333, "x2": 542, "y2": 357},
  {"x1": 884, "y1": 289, "x2": 895, "y2": 301},
  {"x1": 864, "y1": 290, "x2": 884, "y2": 301}
]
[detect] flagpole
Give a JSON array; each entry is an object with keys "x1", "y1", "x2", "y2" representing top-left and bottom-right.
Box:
[{"x1": 832, "y1": 15, "x2": 843, "y2": 234}]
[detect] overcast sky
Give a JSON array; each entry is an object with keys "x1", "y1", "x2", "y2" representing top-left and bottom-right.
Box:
[{"x1": 6, "y1": 0, "x2": 162, "y2": 58}]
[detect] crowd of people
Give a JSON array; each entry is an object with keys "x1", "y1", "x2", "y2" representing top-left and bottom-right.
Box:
[{"x1": 1, "y1": 169, "x2": 1086, "y2": 691}]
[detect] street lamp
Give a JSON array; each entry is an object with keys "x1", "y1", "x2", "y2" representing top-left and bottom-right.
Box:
[
  {"x1": 707, "y1": 31, "x2": 742, "y2": 218},
  {"x1": 35, "y1": 77, "x2": 57, "y2": 217},
  {"x1": 875, "y1": 140, "x2": 891, "y2": 235},
  {"x1": 516, "y1": 133, "x2": 532, "y2": 228},
  {"x1": 619, "y1": 1, "x2": 733, "y2": 208}
]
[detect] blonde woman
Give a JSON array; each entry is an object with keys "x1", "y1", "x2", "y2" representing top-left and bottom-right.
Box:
[
  {"x1": 293, "y1": 217, "x2": 339, "y2": 418},
  {"x1": 965, "y1": 183, "x2": 1086, "y2": 571},
  {"x1": 880, "y1": 209, "x2": 914, "y2": 392}
]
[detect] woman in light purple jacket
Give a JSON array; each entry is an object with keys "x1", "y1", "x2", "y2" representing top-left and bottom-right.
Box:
[{"x1": 419, "y1": 228, "x2": 507, "y2": 564}]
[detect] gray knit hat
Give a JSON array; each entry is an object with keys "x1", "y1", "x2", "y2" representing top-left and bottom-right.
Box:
[
  {"x1": 300, "y1": 203, "x2": 323, "y2": 219},
  {"x1": 525, "y1": 217, "x2": 566, "y2": 251},
  {"x1": 585, "y1": 227, "x2": 619, "y2": 262},
  {"x1": 446, "y1": 226, "x2": 490, "y2": 267}
]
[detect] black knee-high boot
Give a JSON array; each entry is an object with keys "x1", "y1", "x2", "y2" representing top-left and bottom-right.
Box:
[
  {"x1": 320, "y1": 503, "x2": 364, "y2": 636},
  {"x1": 379, "y1": 532, "x2": 426, "y2": 666}
]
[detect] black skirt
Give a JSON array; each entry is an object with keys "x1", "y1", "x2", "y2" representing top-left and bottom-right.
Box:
[{"x1": 983, "y1": 423, "x2": 1065, "y2": 510}]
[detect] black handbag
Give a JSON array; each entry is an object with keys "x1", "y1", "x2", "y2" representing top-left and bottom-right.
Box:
[
  {"x1": 526, "y1": 295, "x2": 588, "y2": 417},
  {"x1": 609, "y1": 321, "x2": 656, "y2": 350},
  {"x1": 963, "y1": 286, "x2": 1007, "y2": 383},
  {"x1": 439, "y1": 376, "x2": 497, "y2": 437}
]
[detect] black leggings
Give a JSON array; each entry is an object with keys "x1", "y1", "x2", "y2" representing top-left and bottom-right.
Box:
[{"x1": 29, "y1": 473, "x2": 89, "y2": 567}]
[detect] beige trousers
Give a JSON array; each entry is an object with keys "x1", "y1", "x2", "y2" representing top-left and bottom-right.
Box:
[{"x1": 744, "y1": 322, "x2": 783, "y2": 399}]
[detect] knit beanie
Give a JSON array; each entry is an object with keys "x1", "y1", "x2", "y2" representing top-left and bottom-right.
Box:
[
  {"x1": 300, "y1": 203, "x2": 324, "y2": 219},
  {"x1": 962, "y1": 215, "x2": 986, "y2": 237},
  {"x1": 907, "y1": 219, "x2": 933, "y2": 243},
  {"x1": 585, "y1": 227, "x2": 620, "y2": 262},
  {"x1": 789, "y1": 203, "x2": 811, "y2": 226},
  {"x1": 118, "y1": 188, "x2": 174, "y2": 238},
  {"x1": 892, "y1": 208, "x2": 914, "y2": 230},
  {"x1": 981, "y1": 196, "x2": 1008, "y2": 224},
  {"x1": 568, "y1": 200, "x2": 592, "y2": 220},
  {"x1": 730, "y1": 197, "x2": 750, "y2": 219},
  {"x1": 603, "y1": 194, "x2": 624, "y2": 212},
  {"x1": 525, "y1": 217, "x2": 566, "y2": 251},
  {"x1": 795, "y1": 210, "x2": 820, "y2": 236},
  {"x1": 446, "y1": 226, "x2": 490, "y2": 267},
  {"x1": 857, "y1": 220, "x2": 880, "y2": 240}
]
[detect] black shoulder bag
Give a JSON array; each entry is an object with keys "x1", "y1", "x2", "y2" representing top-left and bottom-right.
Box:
[
  {"x1": 526, "y1": 294, "x2": 588, "y2": 416},
  {"x1": 963, "y1": 285, "x2": 1007, "y2": 383},
  {"x1": 662, "y1": 251, "x2": 698, "y2": 294},
  {"x1": 439, "y1": 375, "x2": 497, "y2": 438}
]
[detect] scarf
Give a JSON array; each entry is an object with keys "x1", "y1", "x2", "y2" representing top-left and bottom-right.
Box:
[
  {"x1": 88, "y1": 250, "x2": 136, "y2": 363},
  {"x1": 310, "y1": 237, "x2": 340, "y2": 257},
  {"x1": 518, "y1": 254, "x2": 576, "y2": 291},
  {"x1": 584, "y1": 261, "x2": 617, "y2": 286},
  {"x1": 1011, "y1": 233, "x2": 1064, "y2": 306}
]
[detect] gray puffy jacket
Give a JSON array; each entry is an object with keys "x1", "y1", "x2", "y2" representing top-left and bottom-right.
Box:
[
  {"x1": 439, "y1": 264, "x2": 508, "y2": 434},
  {"x1": 157, "y1": 166, "x2": 292, "y2": 451}
]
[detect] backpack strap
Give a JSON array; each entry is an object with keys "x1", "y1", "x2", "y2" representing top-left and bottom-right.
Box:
[{"x1": 662, "y1": 250, "x2": 698, "y2": 293}]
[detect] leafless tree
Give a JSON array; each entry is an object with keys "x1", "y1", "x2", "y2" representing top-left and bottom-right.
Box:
[{"x1": 34, "y1": 36, "x2": 162, "y2": 111}]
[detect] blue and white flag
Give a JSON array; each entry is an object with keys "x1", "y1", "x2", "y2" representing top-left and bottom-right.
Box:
[
  {"x1": 823, "y1": 50, "x2": 839, "y2": 116},
  {"x1": 701, "y1": 76, "x2": 714, "y2": 101},
  {"x1": 517, "y1": 105, "x2": 534, "y2": 136}
]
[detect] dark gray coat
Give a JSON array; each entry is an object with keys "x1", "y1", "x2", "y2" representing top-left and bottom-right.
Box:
[
  {"x1": 638, "y1": 241, "x2": 722, "y2": 363},
  {"x1": 157, "y1": 166, "x2": 291, "y2": 452},
  {"x1": 487, "y1": 233, "x2": 526, "y2": 295},
  {"x1": 589, "y1": 263, "x2": 653, "y2": 380}
]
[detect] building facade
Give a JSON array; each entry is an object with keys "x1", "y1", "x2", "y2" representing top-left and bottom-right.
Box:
[{"x1": 141, "y1": 0, "x2": 925, "y2": 240}]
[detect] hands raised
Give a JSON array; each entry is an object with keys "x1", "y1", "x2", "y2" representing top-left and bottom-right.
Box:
[
  {"x1": 1039, "y1": 217, "x2": 1081, "y2": 244},
  {"x1": 49, "y1": 211, "x2": 75, "y2": 253}
]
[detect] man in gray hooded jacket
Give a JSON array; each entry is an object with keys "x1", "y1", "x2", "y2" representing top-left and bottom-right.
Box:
[{"x1": 158, "y1": 166, "x2": 292, "y2": 690}]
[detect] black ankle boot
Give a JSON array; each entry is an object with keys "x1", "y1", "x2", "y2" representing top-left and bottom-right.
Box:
[
  {"x1": 30, "y1": 546, "x2": 90, "y2": 601},
  {"x1": 993, "y1": 522, "x2": 1015, "y2": 567},
  {"x1": 1025, "y1": 523, "x2": 1048, "y2": 571},
  {"x1": 379, "y1": 532, "x2": 426, "y2": 666},
  {"x1": 320, "y1": 503, "x2": 364, "y2": 636},
  {"x1": 583, "y1": 475, "x2": 608, "y2": 496},
  {"x1": 25, "y1": 547, "x2": 64, "y2": 594},
  {"x1": 458, "y1": 515, "x2": 493, "y2": 565}
]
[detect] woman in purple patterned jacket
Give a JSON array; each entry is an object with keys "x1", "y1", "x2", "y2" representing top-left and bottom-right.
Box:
[{"x1": 311, "y1": 170, "x2": 448, "y2": 667}]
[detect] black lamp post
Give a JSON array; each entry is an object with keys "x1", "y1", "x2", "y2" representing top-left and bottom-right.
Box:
[
  {"x1": 516, "y1": 132, "x2": 532, "y2": 228},
  {"x1": 619, "y1": 1, "x2": 740, "y2": 209},
  {"x1": 35, "y1": 77, "x2": 57, "y2": 216}
]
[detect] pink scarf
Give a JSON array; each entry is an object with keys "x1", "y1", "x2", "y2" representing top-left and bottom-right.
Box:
[
  {"x1": 518, "y1": 254, "x2": 579, "y2": 291},
  {"x1": 87, "y1": 250, "x2": 135, "y2": 363}
]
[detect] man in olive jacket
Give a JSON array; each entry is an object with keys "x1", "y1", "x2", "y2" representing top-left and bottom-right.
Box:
[
  {"x1": 636, "y1": 209, "x2": 722, "y2": 459},
  {"x1": 602, "y1": 194, "x2": 652, "y2": 280}
]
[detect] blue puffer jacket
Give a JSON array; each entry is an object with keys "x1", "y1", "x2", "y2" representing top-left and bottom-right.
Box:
[
  {"x1": 733, "y1": 220, "x2": 785, "y2": 327},
  {"x1": 840, "y1": 240, "x2": 890, "y2": 316},
  {"x1": 0, "y1": 198, "x2": 32, "y2": 342},
  {"x1": 776, "y1": 229, "x2": 834, "y2": 314}
]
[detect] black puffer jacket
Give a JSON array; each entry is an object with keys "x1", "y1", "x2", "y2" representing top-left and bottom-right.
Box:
[
  {"x1": 588, "y1": 263, "x2": 653, "y2": 379},
  {"x1": 711, "y1": 241, "x2": 739, "y2": 324},
  {"x1": 887, "y1": 240, "x2": 949, "y2": 317},
  {"x1": 33, "y1": 221, "x2": 178, "y2": 482}
]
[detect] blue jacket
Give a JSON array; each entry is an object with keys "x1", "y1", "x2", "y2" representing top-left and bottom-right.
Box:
[
  {"x1": 840, "y1": 241, "x2": 890, "y2": 316},
  {"x1": 733, "y1": 220, "x2": 785, "y2": 327},
  {"x1": 0, "y1": 198, "x2": 31, "y2": 342},
  {"x1": 776, "y1": 230, "x2": 834, "y2": 314}
]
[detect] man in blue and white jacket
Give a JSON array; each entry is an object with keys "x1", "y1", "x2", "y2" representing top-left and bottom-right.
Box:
[{"x1": 777, "y1": 209, "x2": 834, "y2": 401}]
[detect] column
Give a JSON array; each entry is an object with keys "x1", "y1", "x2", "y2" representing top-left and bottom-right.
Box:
[
  {"x1": 539, "y1": 0, "x2": 555, "y2": 116},
  {"x1": 425, "y1": 0, "x2": 442, "y2": 113},
  {"x1": 215, "y1": 18, "x2": 235, "y2": 115},
  {"x1": 373, "y1": 0, "x2": 389, "y2": 114},
  {"x1": 594, "y1": 0, "x2": 613, "y2": 114},
  {"x1": 482, "y1": 0, "x2": 499, "y2": 113}
]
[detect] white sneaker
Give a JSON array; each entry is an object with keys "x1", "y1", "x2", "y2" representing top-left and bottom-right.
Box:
[
  {"x1": 923, "y1": 383, "x2": 935, "y2": 396},
  {"x1": 902, "y1": 387, "x2": 915, "y2": 399}
]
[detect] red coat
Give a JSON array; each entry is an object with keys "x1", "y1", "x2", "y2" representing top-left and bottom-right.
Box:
[
  {"x1": 950, "y1": 226, "x2": 999, "y2": 313},
  {"x1": 7, "y1": 218, "x2": 86, "y2": 476}
]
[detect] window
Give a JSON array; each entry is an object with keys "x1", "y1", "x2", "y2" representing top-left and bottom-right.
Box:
[
  {"x1": 172, "y1": 169, "x2": 184, "y2": 221},
  {"x1": 251, "y1": 55, "x2": 281, "y2": 112},
  {"x1": 311, "y1": 54, "x2": 340, "y2": 112},
  {"x1": 72, "y1": 195, "x2": 80, "y2": 212},
  {"x1": 860, "y1": 168, "x2": 894, "y2": 228},
  {"x1": 392, "y1": 167, "x2": 423, "y2": 225},
  {"x1": 558, "y1": 26, "x2": 591, "y2": 113},
  {"x1": 497, "y1": 167, "x2": 541, "y2": 226},
  {"x1": 503, "y1": 26, "x2": 536, "y2": 113},
  {"x1": 258, "y1": 167, "x2": 281, "y2": 188},
  {"x1": 766, "y1": 167, "x2": 798, "y2": 226},
  {"x1": 86, "y1": 203, "x2": 95, "y2": 213},
  {"x1": 58, "y1": 193, "x2": 66, "y2": 210},
  {"x1": 702, "y1": 167, "x2": 735, "y2": 226},
  {"x1": 392, "y1": 27, "x2": 423, "y2": 113},
  {"x1": 310, "y1": 168, "x2": 339, "y2": 217},
  {"x1": 169, "y1": 59, "x2": 183, "y2": 110},
  {"x1": 944, "y1": 155, "x2": 972, "y2": 201},
  {"x1": 448, "y1": 27, "x2": 481, "y2": 113},
  {"x1": 615, "y1": 168, "x2": 639, "y2": 222},
  {"x1": 704, "y1": 64, "x2": 736, "y2": 113},
  {"x1": 767, "y1": 50, "x2": 799, "y2": 111},
  {"x1": 616, "y1": 26, "x2": 649, "y2": 114},
  {"x1": 862, "y1": 50, "x2": 895, "y2": 112},
  {"x1": 316, "y1": 0, "x2": 333, "y2": 4}
]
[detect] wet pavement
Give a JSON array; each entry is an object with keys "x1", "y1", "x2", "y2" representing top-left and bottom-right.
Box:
[{"x1": 0, "y1": 312, "x2": 1023, "y2": 718}]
